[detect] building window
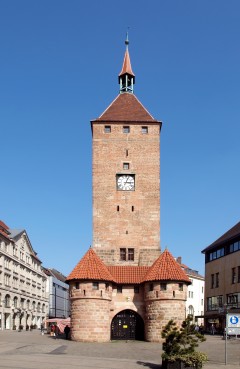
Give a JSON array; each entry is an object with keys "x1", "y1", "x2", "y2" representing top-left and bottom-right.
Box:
[
  {"x1": 123, "y1": 163, "x2": 129, "y2": 170},
  {"x1": 238, "y1": 266, "x2": 240, "y2": 283},
  {"x1": 229, "y1": 241, "x2": 240, "y2": 253},
  {"x1": 134, "y1": 286, "x2": 139, "y2": 293},
  {"x1": 188, "y1": 305, "x2": 194, "y2": 316},
  {"x1": 128, "y1": 248, "x2": 134, "y2": 261},
  {"x1": 208, "y1": 247, "x2": 225, "y2": 261},
  {"x1": 117, "y1": 285, "x2": 122, "y2": 293},
  {"x1": 227, "y1": 293, "x2": 239, "y2": 307},
  {"x1": 207, "y1": 295, "x2": 223, "y2": 311},
  {"x1": 232, "y1": 268, "x2": 236, "y2": 284},
  {"x1": 92, "y1": 282, "x2": 99, "y2": 290},
  {"x1": 120, "y1": 248, "x2": 126, "y2": 261},
  {"x1": 160, "y1": 283, "x2": 167, "y2": 291},
  {"x1": 132, "y1": 206, "x2": 134, "y2": 212},
  {"x1": 126, "y1": 149, "x2": 128, "y2": 157},
  {"x1": 104, "y1": 125, "x2": 111, "y2": 133},
  {"x1": 179, "y1": 283, "x2": 183, "y2": 291},
  {"x1": 216, "y1": 273, "x2": 219, "y2": 288},
  {"x1": 5, "y1": 294, "x2": 11, "y2": 308},
  {"x1": 211, "y1": 274, "x2": 214, "y2": 288},
  {"x1": 201, "y1": 299, "x2": 203, "y2": 305},
  {"x1": 120, "y1": 248, "x2": 134, "y2": 261},
  {"x1": 142, "y1": 126, "x2": 148, "y2": 134},
  {"x1": 149, "y1": 283, "x2": 154, "y2": 292},
  {"x1": 75, "y1": 282, "x2": 80, "y2": 289},
  {"x1": 117, "y1": 206, "x2": 120, "y2": 212},
  {"x1": 13, "y1": 297, "x2": 18, "y2": 308},
  {"x1": 123, "y1": 126, "x2": 130, "y2": 133}
]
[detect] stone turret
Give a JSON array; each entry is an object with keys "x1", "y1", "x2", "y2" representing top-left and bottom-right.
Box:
[
  {"x1": 143, "y1": 249, "x2": 190, "y2": 342},
  {"x1": 66, "y1": 248, "x2": 115, "y2": 342}
]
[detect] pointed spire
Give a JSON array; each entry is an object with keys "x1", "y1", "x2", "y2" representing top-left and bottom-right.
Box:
[{"x1": 118, "y1": 32, "x2": 135, "y2": 94}]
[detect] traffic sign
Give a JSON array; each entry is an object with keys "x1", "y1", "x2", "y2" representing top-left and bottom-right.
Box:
[{"x1": 227, "y1": 314, "x2": 240, "y2": 328}]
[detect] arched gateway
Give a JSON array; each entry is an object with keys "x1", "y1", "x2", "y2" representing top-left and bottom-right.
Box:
[{"x1": 111, "y1": 309, "x2": 144, "y2": 341}]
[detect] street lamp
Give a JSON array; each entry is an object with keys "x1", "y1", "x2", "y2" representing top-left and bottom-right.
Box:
[{"x1": 223, "y1": 303, "x2": 230, "y2": 366}]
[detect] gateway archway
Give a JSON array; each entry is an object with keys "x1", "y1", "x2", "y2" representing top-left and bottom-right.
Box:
[{"x1": 111, "y1": 309, "x2": 144, "y2": 340}]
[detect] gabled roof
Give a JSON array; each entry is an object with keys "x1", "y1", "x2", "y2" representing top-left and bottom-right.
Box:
[
  {"x1": 202, "y1": 221, "x2": 240, "y2": 253},
  {"x1": 66, "y1": 248, "x2": 116, "y2": 282},
  {"x1": 93, "y1": 93, "x2": 160, "y2": 123},
  {"x1": 43, "y1": 267, "x2": 67, "y2": 283},
  {"x1": 108, "y1": 266, "x2": 149, "y2": 284},
  {"x1": 143, "y1": 249, "x2": 190, "y2": 283}
]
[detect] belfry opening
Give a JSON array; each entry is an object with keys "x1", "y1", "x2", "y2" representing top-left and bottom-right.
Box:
[{"x1": 111, "y1": 310, "x2": 144, "y2": 341}]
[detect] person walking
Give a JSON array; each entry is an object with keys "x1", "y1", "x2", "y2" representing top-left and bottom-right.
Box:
[{"x1": 64, "y1": 325, "x2": 70, "y2": 340}]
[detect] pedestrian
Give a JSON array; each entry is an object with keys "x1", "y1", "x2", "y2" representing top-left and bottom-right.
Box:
[
  {"x1": 211, "y1": 324, "x2": 215, "y2": 335},
  {"x1": 64, "y1": 325, "x2": 70, "y2": 340}
]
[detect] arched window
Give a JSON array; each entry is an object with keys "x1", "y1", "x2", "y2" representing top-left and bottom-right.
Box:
[
  {"x1": 5, "y1": 294, "x2": 11, "y2": 308},
  {"x1": 37, "y1": 302, "x2": 41, "y2": 312},
  {"x1": 42, "y1": 304, "x2": 45, "y2": 313},
  {"x1": 26, "y1": 300, "x2": 30, "y2": 310},
  {"x1": 32, "y1": 301, "x2": 36, "y2": 311},
  {"x1": 13, "y1": 297, "x2": 18, "y2": 308},
  {"x1": 188, "y1": 305, "x2": 194, "y2": 316}
]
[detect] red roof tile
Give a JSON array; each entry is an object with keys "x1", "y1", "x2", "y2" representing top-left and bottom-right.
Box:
[
  {"x1": 108, "y1": 266, "x2": 149, "y2": 284},
  {"x1": 143, "y1": 249, "x2": 190, "y2": 283},
  {"x1": 93, "y1": 93, "x2": 160, "y2": 123},
  {"x1": 66, "y1": 248, "x2": 116, "y2": 282}
]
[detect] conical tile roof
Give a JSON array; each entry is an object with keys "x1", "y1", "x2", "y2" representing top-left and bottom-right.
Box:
[
  {"x1": 143, "y1": 249, "x2": 190, "y2": 283},
  {"x1": 119, "y1": 48, "x2": 135, "y2": 78},
  {"x1": 66, "y1": 248, "x2": 115, "y2": 282},
  {"x1": 94, "y1": 93, "x2": 160, "y2": 123}
]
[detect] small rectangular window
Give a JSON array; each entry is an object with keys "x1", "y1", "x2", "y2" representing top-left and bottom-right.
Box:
[
  {"x1": 179, "y1": 283, "x2": 183, "y2": 291},
  {"x1": 104, "y1": 126, "x2": 111, "y2": 133},
  {"x1": 134, "y1": 285, "x2": 139, "y2": 293},
  {"x1": 128, "y1": 248, "x2": 134, "y2": 261},
  {"x1": 117, "y1": 285, "x2": 122, "y2": 293},
  {"x1": 149, "y1": 283, "x2": 154, "y2": 291},
  {"x1": 216, "y1": 273, "x2": 219, "y2": 288},
  {"x1": 123, "y1": 126, "x2": 130, "y2": 133},
  {"x1": 92, "y1": 282, "x2": 99, "y2": 290},
  {"x1": 160, "y1": 283, "x2": 167, "y2": 291},
  {"x1": 142, "y1": 126, "x2": 148, "y2": 134},
  {"x1": 123, "y1": 163, "x2": 129, "y2": 170},
  {"x1": 120, "y1": 248, "x2": 126, "y2": 261}
]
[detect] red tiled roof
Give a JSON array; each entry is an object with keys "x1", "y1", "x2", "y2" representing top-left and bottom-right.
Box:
[
  {"x1": 108, "y1": 266, "x2": 149, "y2": 284},
  {"x1": 94, "y1": 93, "x2": 160, "y2": 123},
  {"x1": 0, "y1": 220, "x2": 10, "y2": 239},
  {"x1": 66, "y1": 248, "x2": 116, "y2": 282},
  {"x1": 119, "y1": 48, "x2": 135, "y2": 77},
  {"x1": 144, "y1": 249, "x2": 190, "y2": 283}
]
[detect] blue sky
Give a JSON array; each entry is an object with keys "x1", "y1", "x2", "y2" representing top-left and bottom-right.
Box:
[{"x1": 1, "y1": 1, "x2": 239, "y2": 277}]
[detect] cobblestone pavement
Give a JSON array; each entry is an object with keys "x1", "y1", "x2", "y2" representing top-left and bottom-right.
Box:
[{"x1": 0, "y1": 330, "x2": 239, "y2": 369}]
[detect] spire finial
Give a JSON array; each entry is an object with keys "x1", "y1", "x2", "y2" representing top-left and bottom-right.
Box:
[{"x1": 125, "y1": 28, "x2": 129, "y2": 49}]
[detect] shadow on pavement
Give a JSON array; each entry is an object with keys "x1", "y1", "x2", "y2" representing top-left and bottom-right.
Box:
[{"x1": 137, "y1": 361, "x2": 161, "y2": 369}]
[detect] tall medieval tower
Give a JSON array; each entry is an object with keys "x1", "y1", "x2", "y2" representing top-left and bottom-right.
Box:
[
  {"x1": 91, "y1": 37, "x2": 162, "y2": 266},
  {"x1": 67, "y1": 37, "x2": 190, "y2": 343}
]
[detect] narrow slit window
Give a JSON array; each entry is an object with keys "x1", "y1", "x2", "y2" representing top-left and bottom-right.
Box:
[
  {"x1": 132, "y1": 206, "x2": 134, "y2": 212},
  {"x1": 117, "y1": 206, "x2": 119, "y2": 212}
]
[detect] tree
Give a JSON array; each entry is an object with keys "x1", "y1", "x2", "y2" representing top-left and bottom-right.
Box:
[{"x1": 161, "y1": 316, "x2": 208, "y2": 368}]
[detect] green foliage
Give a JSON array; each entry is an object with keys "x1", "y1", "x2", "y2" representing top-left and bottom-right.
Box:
[{"x1": 162, "y1": 316, "x2": 208, "y2": 367}]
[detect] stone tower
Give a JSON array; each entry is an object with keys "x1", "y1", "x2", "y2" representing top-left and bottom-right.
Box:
[
  {"x1": 91, "y1": 36, "x2": 162, "y2": 266},
  {"x1": 67, "y1": 38, "x2": 190, "y2": 343}
]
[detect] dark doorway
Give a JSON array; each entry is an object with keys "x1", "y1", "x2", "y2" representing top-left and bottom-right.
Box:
[{"x1": 111, "y1": 309, "x2": 144, "y2": 340}]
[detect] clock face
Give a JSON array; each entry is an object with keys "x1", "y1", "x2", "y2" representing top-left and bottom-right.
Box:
[{"x1": 117, "y1": 175, "x2": 135, "y2": 191}]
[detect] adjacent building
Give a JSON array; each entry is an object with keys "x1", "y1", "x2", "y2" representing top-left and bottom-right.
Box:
[
  {"x1": 176, "y1": 257, "x2": 205, "y2": 324},
  {"x1": 66, "y1": 38, "x2": 191, "y2": 342},
  {"x1": 0, "y1": 220, "x2": 48, "y2": 330},
  {"x1": 43, "y1": 267, "x2": 70, "y2": 319},
  {"x1": 202, "y1": 221, "x2": 240, "y2": 333}
]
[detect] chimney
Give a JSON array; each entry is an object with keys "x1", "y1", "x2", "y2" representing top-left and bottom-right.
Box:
[{"x1": 176, "y1": 256, "x2": 182, "y2": 265}]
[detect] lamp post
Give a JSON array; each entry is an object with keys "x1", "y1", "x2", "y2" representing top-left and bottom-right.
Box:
[{"x1": 224, "y1": 303, "x2": 230, "y2": 365}]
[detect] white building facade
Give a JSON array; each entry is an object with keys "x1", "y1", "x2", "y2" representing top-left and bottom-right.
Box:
[
  {"x1": 176, "y1": 257, "x2": 205, "y2": 324},
  {"x1": 0, "y1": 221, "x2": 48, "y2": 330},
  {"x1": 43, "y1": 268, "x2": 70, "y2": 319}
]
